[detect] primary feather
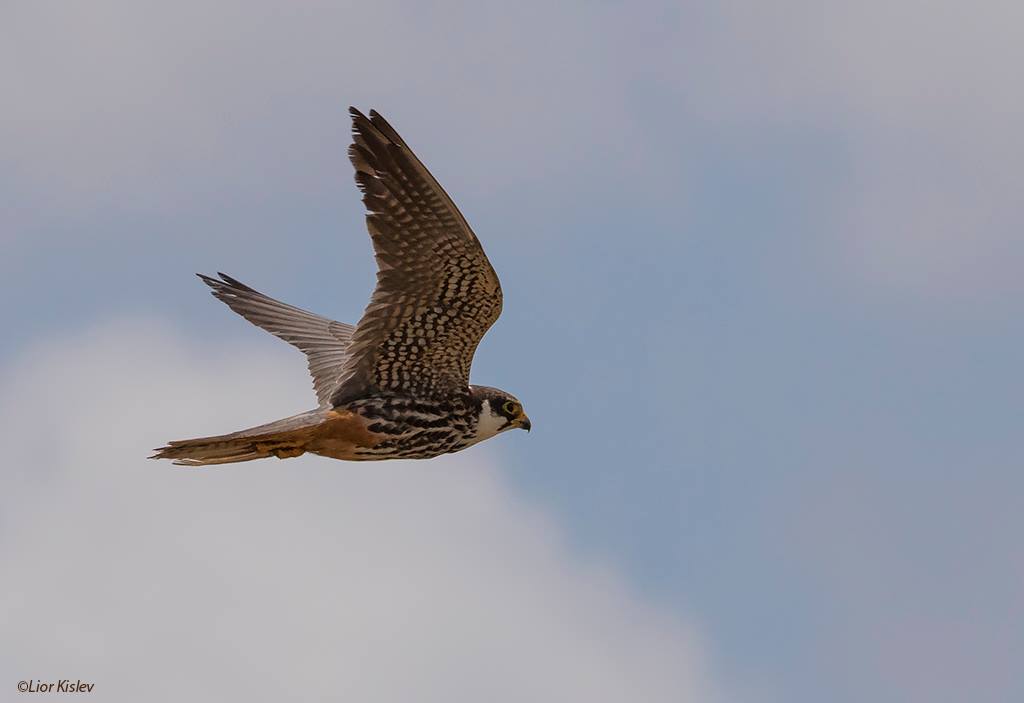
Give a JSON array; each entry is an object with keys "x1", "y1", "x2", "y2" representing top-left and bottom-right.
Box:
[{"x1": 199, "y1": 273, "x2": 354, "y2": 406}]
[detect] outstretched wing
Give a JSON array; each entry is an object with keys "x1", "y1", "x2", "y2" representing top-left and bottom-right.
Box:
[
  {"x1": 330, "y1": 108, "x2": 503, "y2": 404},
  {"x1": 199, "y1": 273, "x2": 354, "y2": 406}
]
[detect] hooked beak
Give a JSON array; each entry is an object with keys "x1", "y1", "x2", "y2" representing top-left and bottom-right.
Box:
[{"x1": 519, "y1": 414, "x2": 531, "y2": 433}]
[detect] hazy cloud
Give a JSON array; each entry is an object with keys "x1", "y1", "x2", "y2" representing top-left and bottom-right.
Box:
[
  {"x1": 0, "y1": 0, "x2": 644, "y2": 219},
  {"x1": 672, "y1": 1, "x2": 1024, "y2": 299},
  {"x1": 783, "y1": 460, "x2": 1024, "y2": 702},
  {"x1": 4, "y1": 0, "x2": 1018, "y2": 301}
]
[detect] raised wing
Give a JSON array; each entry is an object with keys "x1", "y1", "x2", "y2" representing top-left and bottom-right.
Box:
[
  {"x1": 330, "y1": 108, "x2": 503, "y2": 404},
  {"x1": 199, "y1": 273, "x2": 354, "y2": 406}
]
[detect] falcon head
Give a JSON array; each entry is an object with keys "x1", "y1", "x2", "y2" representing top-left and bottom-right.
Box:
[{"x1": 470, "y1": 385, "x2": 531, "y2": 440}]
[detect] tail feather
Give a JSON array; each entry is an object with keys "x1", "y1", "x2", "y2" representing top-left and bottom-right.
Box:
[{"x1": 151, "y1": 410, "x2": 322, "y2": 467}]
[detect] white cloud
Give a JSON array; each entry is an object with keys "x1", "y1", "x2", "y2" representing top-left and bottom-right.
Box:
[{"x1": 0, "y1": 318, "x2": 713, "y2": 702}]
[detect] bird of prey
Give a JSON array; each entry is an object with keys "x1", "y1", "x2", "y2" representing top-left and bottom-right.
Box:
[{"x1": 151, "y1": 108, "x2": 530, "y2": 466}]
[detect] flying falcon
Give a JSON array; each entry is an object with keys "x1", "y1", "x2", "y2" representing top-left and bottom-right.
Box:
[{"x1": 151, "y1": 108, "x2": 530, "y2": 466}]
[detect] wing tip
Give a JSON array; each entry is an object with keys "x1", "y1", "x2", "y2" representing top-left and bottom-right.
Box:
[
  {"x1": 349, "y1": 106, "x2": 371, "y2": 133},
  {"x1": 196, "y1": 272, "x2": 257, "y2": 296},
  {"x1": 349, "y1": 107, "x2": 400, "y2": 150}
]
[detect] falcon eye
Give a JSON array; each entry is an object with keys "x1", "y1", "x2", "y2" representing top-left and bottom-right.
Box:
[{"x1": 502, "y1": 400, "x2": 518, "y2": 416}]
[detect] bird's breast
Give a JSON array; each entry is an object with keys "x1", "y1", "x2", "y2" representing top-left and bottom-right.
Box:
[{"x1": 322, "y1": 396, "x2": 478, "y2": 460}]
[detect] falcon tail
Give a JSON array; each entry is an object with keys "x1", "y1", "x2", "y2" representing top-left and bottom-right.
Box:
[{"x1": 150, "y1": 409, "x2": 324, "y2": 467}]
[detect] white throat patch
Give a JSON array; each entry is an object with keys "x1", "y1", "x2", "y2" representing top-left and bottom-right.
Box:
[{"x1": 471, "y1": 399, "x2": 507, "y2": 444}]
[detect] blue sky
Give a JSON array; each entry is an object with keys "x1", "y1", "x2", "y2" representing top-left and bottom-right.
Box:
[{"x1": 3, "y1": 2, "x2": 1022, "y2": 701}]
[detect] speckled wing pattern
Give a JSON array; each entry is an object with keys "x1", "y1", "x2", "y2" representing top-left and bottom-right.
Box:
[
  {"x1": 199, "y1": 273, "x2": 354, "y2": 406},
  {"x1": 330, "y1": 108, "x2": 503, "y2": 404}
]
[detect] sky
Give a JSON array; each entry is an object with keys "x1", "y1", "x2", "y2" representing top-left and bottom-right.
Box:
[{"x1": 2, "y1": 2, "x2": 1022, "y2": 701}]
